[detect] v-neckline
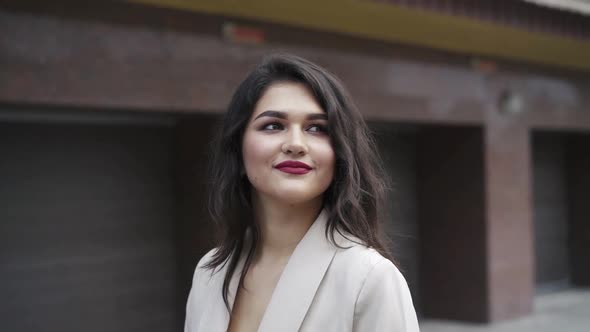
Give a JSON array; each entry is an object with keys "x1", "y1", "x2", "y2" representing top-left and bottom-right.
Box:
[
  {"x1": 198, "y1": 209, "x2": 338, "y2": 332},
  {"x1": 227, "y1": 255, "x2": 288, "y2": 332}
]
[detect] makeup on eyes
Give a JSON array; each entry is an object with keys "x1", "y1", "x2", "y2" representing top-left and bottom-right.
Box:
[
  {"x1": 258, "y1": 121, "x2": 328, "y2": 134},
  {"x1": 260, "y1": 122, "x2": 283, "y2": 131},
  {"x1": 252, "y1": 109, "x2": 329, "y2": 136}
]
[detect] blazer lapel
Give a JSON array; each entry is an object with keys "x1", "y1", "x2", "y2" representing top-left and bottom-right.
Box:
[{"x1": 257, "y1": 209, "x2": 337, "y2": 332}]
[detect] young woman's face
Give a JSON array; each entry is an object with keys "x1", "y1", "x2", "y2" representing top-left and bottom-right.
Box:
[{"x1": 242, "y1": 82, "x2": 335, "y2": 205}]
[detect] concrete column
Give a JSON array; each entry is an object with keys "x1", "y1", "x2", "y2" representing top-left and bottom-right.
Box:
[{"x1": 484, "y1": 121, "x2": 534, "y2": 321}]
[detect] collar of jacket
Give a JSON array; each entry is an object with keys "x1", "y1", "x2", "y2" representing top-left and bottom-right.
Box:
[{"x1": 198, "y1": 208, "x2": 357, "y2": 332}]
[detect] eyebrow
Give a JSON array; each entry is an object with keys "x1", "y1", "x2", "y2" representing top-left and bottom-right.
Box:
[{"x1": 254, "y1": 110, "x2": 327, "y2": 121}]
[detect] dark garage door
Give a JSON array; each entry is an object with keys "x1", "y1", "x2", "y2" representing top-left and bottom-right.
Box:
[
  {"x1": 0, "y1": 118, "x2": 178, "y2": 332},
  {"x1": 532, "y1": 132, "x2": 570, "y2": 291}
]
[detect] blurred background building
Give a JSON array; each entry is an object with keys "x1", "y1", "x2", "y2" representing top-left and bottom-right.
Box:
[{"x1": 1, "y1": 0, "x2": 589, "y2": 331}]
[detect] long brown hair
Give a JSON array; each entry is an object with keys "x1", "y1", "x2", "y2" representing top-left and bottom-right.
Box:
[{"x1": 205, "y1": 54, "x2": 392, "y2": 311}]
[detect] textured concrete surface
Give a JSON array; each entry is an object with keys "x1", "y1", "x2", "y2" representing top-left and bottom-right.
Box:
[{"x1": 420, "y1": 289, "x2": 590, "y2": 332}]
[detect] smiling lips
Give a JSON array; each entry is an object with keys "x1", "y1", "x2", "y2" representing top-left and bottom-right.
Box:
[{"x1": 274, "y1": 160, "x2": 312, "y2": 175}]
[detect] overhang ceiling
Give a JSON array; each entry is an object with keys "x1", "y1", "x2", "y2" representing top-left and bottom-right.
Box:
[
  {"x1": 523, "y1": 0, "x2": 590, "y2": 15},
  {"x1": 127, "y1": 0, "x2": 590, "y2": 72}
]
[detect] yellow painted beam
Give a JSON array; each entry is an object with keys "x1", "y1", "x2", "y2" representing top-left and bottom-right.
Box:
[{"x1": 127, "y1": 0, "x2": 590, "y2": 71}]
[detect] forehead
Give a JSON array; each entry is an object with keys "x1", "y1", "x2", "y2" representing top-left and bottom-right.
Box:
[{"x1": 252, "y1": 82, "x2": 324, "y2": 117}]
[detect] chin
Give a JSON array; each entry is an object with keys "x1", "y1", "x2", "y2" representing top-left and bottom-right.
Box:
[{"x1": 270, "y1": 189, "x2": 324, "y2": 206}]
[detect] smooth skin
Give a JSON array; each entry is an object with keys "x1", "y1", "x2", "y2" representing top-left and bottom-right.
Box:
[{"x1": 228, "y1": 82, "x2": 335, "y2": 332}]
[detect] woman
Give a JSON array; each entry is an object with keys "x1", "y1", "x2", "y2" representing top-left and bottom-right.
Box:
[{"x1": 184, "y1": 54, "x2": 419, "y2": 332}]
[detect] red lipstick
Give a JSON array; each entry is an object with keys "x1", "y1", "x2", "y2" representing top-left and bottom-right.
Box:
[{"x1": 274, "y1": 160, "x2": 312, "y2": 175}]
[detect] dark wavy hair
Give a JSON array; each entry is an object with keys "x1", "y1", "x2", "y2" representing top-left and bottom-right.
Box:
[{"x1": 205, "y1": 54, "x2": 392, "y2": 311}]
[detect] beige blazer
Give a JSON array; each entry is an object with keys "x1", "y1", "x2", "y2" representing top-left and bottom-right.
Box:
[{"x1": 184, "y1": 210, "x2": 420, "y2": 332}]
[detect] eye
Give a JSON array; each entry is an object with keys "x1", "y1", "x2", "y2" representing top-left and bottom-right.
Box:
[
  {"x1": 261, "y1": 122, "x2": 284, "y2": 131},
  {"x1": 307, "y1": 124, "x2": 328, "y2": 134}
]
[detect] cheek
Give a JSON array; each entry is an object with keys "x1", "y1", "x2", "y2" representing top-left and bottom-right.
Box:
[
  {"x1": 314, "y1": 141, "x2": 336, "y2": 178},
  {"x1": 242, "y1": 132, "x2": 276, "y2": 173}
]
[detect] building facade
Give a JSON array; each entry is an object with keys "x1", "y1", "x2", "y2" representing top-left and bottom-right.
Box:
[{"x1": 1, "y1": 1, "x2": 589, "y2": 331}]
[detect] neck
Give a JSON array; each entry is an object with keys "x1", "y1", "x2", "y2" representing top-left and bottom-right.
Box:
[{"x1": 252, "y1": 194, "x2": 323, "y2": 263}]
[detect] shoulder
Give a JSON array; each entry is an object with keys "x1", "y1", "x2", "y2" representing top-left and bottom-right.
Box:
[
  {"x1": 184, "y1": 248, "x2": 221, "y2": 331},
  {"x1": 190, "y1": 248, "x2": 221, "y2": 285},
  {"x1": 326, "y1": 233, "x2": 405, "y2": 292},
  {"x1": 333, "y1": 243, "x2": 419, "y2": 330},
  {"x1": 353, "y1": 251, "x2": 407, "y2": 299},
  {"x1": 334, "y1": 240, "x2": 400, "y2": 279},
  {"x1": 330, "y1": 237, "x2": 412, "y2": 302},
  {"x1": 197, "y1": 248, "x2": 218, "y2": 268}
]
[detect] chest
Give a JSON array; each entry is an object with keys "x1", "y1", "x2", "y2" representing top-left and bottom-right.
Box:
[
  {"x1": 188, "y1": 237, "x2": 369, "y2": 332},
  {"x1": 227, "y1": 262, "x2": 286, "y2": 332}
]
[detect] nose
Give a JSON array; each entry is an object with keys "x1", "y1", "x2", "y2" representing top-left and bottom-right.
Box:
[{"x1": 281, "y1": 128, "x2": 309, "y2": 156}]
